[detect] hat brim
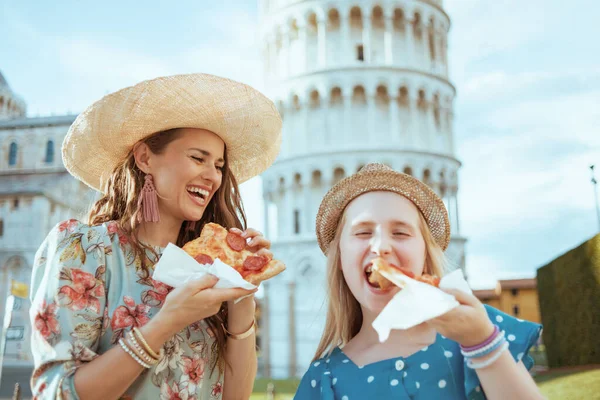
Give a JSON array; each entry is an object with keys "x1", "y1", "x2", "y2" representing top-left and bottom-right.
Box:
[
  {"x1": 62, "y1": 73, "x2": 282, "y2": 192},
  {"x1": 316, "y1": 169, "x2": 451, "y2": 254}
]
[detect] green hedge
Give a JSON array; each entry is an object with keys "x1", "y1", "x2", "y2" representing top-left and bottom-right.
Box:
[{"x1": 537, "y1": 234, "x2": 600, "y2": 368}]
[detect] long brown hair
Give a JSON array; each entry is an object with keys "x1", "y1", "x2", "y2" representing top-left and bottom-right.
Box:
[
  {"x1": 312, "y1": 209, "x2": 447, "y2": 361},
  {"x1": 88, "y1": 128, "x2": 247, "y2": 374}
]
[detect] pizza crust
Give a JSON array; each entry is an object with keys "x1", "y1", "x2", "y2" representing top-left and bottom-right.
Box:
[
  {"x1": 182, "y1": 223, "x2": 286, "y2": 285},
  {"x1": 371, "y1": 258, "x2": 407, "y2": 289},
  {"x1": 371, "y1": 257, "x2": 440, "y2": 288}
]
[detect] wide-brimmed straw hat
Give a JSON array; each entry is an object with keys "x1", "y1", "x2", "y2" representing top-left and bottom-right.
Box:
[
  {"x1": 62, "y1": 73, "x2": 282, "y2": 192},
  {"x1": 316, "y1": 163, "x2": 451, "y2": 254}
]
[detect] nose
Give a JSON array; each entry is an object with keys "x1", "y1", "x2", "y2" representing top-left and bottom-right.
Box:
[
  {"x1": 201, "y1": 164, "x2": 222, "y2": 186},
  {"x1": 370, "y1": 227, "x2": 392, "y2": 256}
]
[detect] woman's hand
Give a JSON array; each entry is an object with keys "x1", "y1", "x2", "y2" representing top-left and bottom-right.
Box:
[
  {"x1": 230, "y1": 227, "x2": 272, "y2": 259},
  {"x1": 155, "y1": 275, "x2": 257, "y2": 335},
  {"x1": 427, "y1": 288, "x2": 495, "y2": 347}
]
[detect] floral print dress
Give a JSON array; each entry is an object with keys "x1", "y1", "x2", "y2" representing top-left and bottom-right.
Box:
[{"x1": 30, "y1": 220, "x2": 224, "y2": 400}]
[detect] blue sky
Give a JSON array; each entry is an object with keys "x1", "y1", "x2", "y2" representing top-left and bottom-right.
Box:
[{"x1": 2, "y1": 0, "x2": 598, "y2": 288}]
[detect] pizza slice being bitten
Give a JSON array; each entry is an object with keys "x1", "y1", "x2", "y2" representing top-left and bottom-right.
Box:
[
  {"x1": 369, "y1": 257, "x2": 441, "y2": 289},
  {"x1": 182, "y1": 223, "x2": 286, "y2": 285}
]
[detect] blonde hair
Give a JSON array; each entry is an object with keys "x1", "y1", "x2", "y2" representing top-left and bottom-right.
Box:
[
  {"x1": 87, "y1": 128, "x2": 246, "y2": 375},
  {"x1": 312, "y1": 209, "x2": 447, "y2": 361}
]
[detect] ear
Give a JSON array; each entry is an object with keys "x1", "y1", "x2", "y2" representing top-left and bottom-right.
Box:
[{"x1": 133, "y1": 142, "x2": 152, "y2": 174}]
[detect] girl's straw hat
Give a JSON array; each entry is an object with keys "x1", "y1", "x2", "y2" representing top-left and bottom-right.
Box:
[
  {"x1": 62, "y1": 73, "x2": 282, "y2": 192},
  {"x1": 316, "y1": 163, "x2": 451, "y2": 254}
]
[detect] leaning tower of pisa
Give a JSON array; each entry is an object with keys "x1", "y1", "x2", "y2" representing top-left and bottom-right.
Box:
[{"x1": 257, "y1": 0, "x2": 465, "y2": 378}]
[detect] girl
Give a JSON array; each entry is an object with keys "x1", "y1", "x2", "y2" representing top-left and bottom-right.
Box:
[
  {"x1": 29, "y1": 74, "x2": 281, "y2": 399},
  {"x1": 295, "y1": 163, "x2": 544, "y2": 399}
]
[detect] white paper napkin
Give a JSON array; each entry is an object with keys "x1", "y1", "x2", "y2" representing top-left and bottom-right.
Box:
[
  {"x1": 152, "y1": 244, "x2": 256, "y2": 300},
  {"x1": 372, "y1": 269, "x2": 472, "y2": 342}
]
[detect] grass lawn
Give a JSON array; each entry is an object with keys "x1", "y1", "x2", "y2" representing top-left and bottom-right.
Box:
[
  {"x1": 249, "y1": 395, "x2": 294, "y2": 400},
  {"x1": 534, "y1": 367, "x2": 600, "y2": 399}
]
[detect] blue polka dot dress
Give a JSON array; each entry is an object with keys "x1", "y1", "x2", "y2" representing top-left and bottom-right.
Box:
[{"x1": 294, "y1": 306, "x2": 541, "y2": 400}]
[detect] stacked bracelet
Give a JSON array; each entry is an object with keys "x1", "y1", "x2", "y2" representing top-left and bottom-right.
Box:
[
  {"x1": 461, "y1": 330, "x2": 506, "y2": 358},
  {"x1": 127, "y1": 330, "x2": 159, "y2": 366},
  {"x1": 461, "y1": 325, "x2": 500, "y2": 353},
  {"x1": 133, "y1": 327, "x2": 162, "y2": 360},
  {"x1": 460, "y1": 325, "x2": 509, "y2": 370},
  {"x1": 119, "y1": 338, "x2": 152, "y2": 369},
  {"x1": 118, "y1": 328, "x2": 164, "y2": 369},
  {"x1": 466, "y1": 342, "x2": 509, "y2": 369}
]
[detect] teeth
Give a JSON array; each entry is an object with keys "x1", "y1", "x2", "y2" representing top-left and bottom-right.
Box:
[{"x1": 187, "y1": 187, "x2": 209, "y2": 197}]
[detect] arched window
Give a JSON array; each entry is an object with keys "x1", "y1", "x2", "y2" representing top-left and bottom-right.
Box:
[
  {"x1": 8, "y1": 142, "x2": 17, "y2": 166},
  {"x1": 333, "y1": 167, "x2": 346, "y2": 184},
  {"x1": 45, "y1": 140, "x2": 55, "y2": 163}
]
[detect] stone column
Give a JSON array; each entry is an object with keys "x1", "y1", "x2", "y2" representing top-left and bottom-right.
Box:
[
  {"x1": 340, "y1": 9, "x2": 350, "y2": 64},
  {"x1": 362, "y1": 16, "x2": 372, "y2": 63},
  {"x1": 317, "y1": 16, "x2": 327, "y2": 67},
  {"x1": 298, "y1": 20, "x2": 308, "y2": 73},
  {"x1": 405, "y1": 16, "x2": 415, "y2": 68},
  {"x1": 390, "y1": 93, "x2": 400, "y2": 144},
  {"x1": 282, "y1": 26, "x2": 291, "y2": 78},
  {"x1": 384, "y1": 15, "x2": 393, "y2": 65}
]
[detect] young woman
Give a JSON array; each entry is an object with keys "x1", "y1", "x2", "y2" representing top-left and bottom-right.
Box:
[
  {"x1": 30, "y1": 73, "x2": 282, "y2": 400},
  {"x1": 295, "y1": 163, "x2": 544, "y2": 400}
]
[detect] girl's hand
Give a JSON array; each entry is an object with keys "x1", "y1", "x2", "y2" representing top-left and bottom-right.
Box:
[
  {"x1": 427, "y1": 288, "x2": 495, "y2": 347},
  {"x1": 230, "y1": 227, "x2": 273, "y2": 259},
  {"x1": 156, "y1": 275, "x2": 257, "y2": 335}
]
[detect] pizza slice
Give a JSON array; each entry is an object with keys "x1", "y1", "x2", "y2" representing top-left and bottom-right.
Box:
[
  {"x1": 182, "y1": 223, "x2": 286, "y2": 285},
  {"x1": 368, "y1": 257, "x2": 441, "y2": 289}
]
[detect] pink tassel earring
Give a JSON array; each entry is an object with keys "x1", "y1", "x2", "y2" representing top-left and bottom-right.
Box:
[{"x1": 137, "y1": 174, "x2": 160, "y2": 223}]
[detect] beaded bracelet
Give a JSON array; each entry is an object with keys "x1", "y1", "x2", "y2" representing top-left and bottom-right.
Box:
[
  {"x1": 461, "y1": 330, "x2": 506, "y2": 358},
  {"x1": 127, "y1": 330, "x2": 158, "y2": 365},
  {"x1": 466, "y1": 341, "x2": 509, "y2": 369},
  {"x1": 119, "y1": 338, "x2": 151, "y2": 368}
]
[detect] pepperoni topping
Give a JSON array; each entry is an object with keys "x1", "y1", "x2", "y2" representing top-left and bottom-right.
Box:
[
  {"x1": 226, "y1": 232, "x2": 246, "y2": 252},
  {"x1": 194, "y1": 253, "x2": 214, "y2": 265},
  {"x1": 243, "y1": 255, "x2": 268, "y2": 271}
]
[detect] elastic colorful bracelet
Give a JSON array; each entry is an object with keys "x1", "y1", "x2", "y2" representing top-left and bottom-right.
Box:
[
  {"x1": 119, "y1": 338, "x2": 151, "y2": 368},
  {"x1": 461, "y1": 325, "x2": 500, "y2": 352},
  {"x1": 461, "y1": 330, "x2": 505, "y2": 358},
  {"x1": 469, "y1": 336, "x2": 507, "y2": 359},
  {"x1": 127, "y1": 330, "x2": 158, "y2": 365},
  {"x1": 466, "y1": 341, "x2": 509, "y2": 369}
]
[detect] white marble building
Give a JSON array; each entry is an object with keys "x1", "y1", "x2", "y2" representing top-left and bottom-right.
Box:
[
  {"x1": 0, "y1": 72, "x2": 93, "y2": 392},
  {"x1": 258, "y1": 0, "x2": 466, "y2": 378}
]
